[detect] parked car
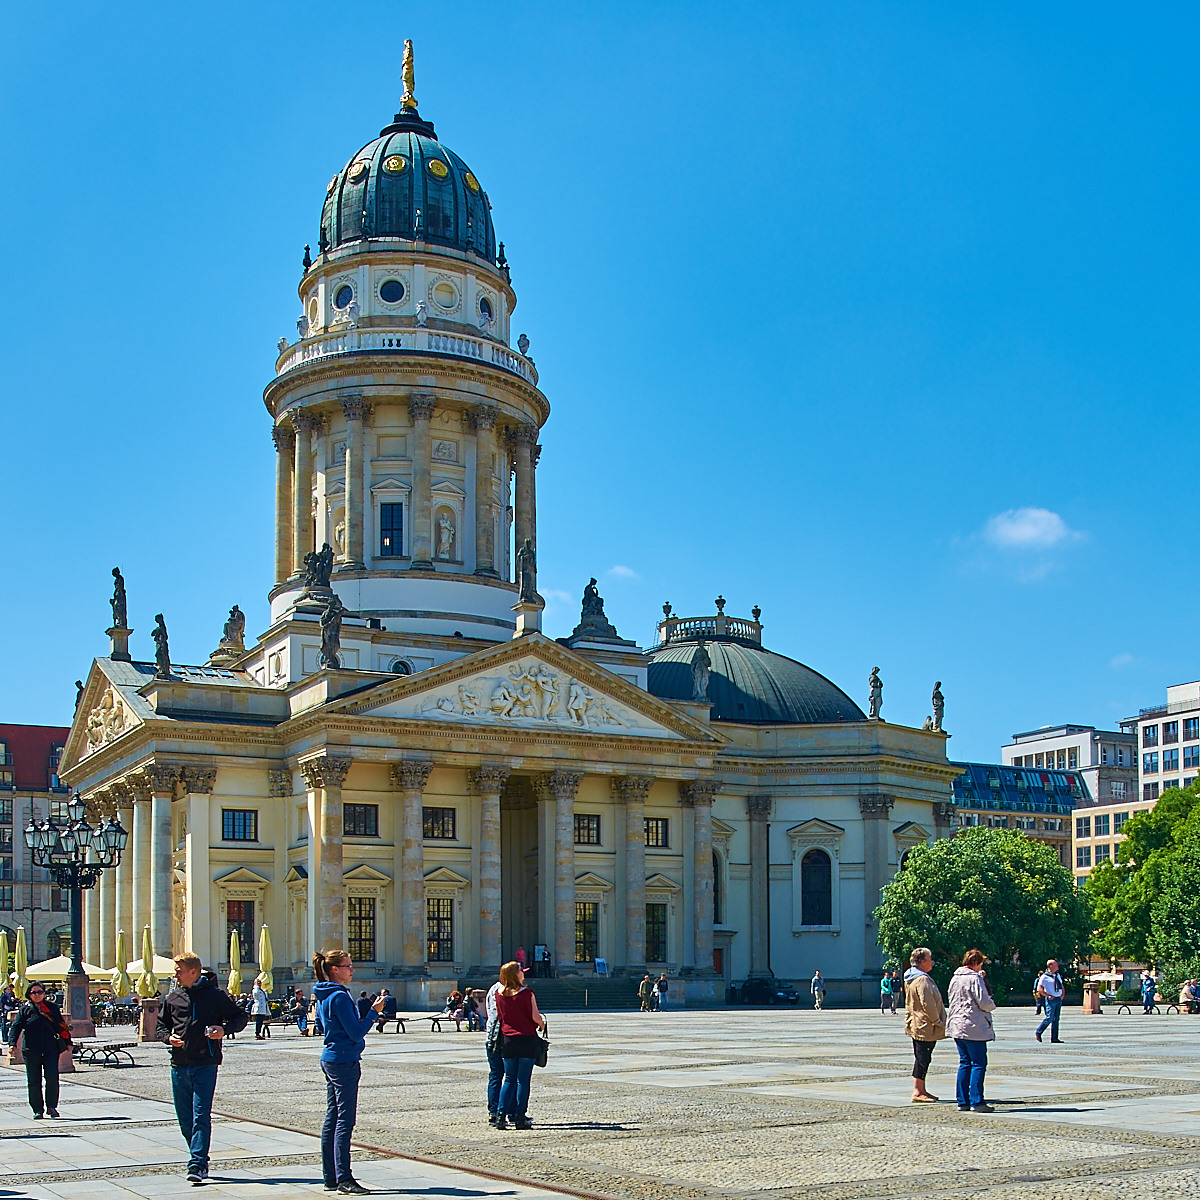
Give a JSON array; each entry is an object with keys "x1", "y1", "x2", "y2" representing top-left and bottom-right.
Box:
[{"x1": 739, "y1": 979, "x2": 800, "y2": 1006}]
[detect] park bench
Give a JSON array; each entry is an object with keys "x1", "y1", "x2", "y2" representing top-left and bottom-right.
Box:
[
  {"x1": 372, "y1": 1015, "x2": 407, "y2": 1033},
  {"x1": 425, "y1": 1014, "x2": 465, "y2": 1032},
  {"x1": 74, "y1": 1038, "x2": 137, "y2": 1067}
]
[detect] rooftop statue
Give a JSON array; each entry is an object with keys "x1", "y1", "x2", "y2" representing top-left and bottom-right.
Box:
[
  {"x1": 565, "y1": 577, "x2": 624, "y2": 644},
  {"x1": 868, "y1": 667, "x2": 883, "y2": 720},
  {"x1": 400, "y1": 39, "x2": 418, "y2": 110},
  {"x1": 152, "y1": 614, "x2": 171, "y2": 680},
  {"x1": 319, "y1": 595, "x2": 344, "y2": 669},
  {"x1": 931, "y1": 681, "x2": 945, "y2": 732},
  {"x1": 110, "y1": 567, "x2": 128, "y2": 630},
  {"x1": 690, "y1": 640, "x2": 712, "y2": 703},
  {"x1": 303, "y1": 543, "x2": 335, "y2": 591},
  {"x1": 223, "y1": 605, "x2": 246, "y2": 649},
  {"x1": 517, "y1": 538, "x2": 541, "y2": 605}
]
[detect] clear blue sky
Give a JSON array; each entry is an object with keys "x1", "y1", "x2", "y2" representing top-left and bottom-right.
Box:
[{"x1": 3, "y1": 3, "x2": 1196, "y2": 759}]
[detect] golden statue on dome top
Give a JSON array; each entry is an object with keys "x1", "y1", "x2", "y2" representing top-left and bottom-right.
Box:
[{"x1": 400, "y1": 39, "x2": 418, "y2": 110}]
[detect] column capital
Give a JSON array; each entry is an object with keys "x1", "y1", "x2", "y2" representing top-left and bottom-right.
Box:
[
  {"x1": 300, "y1": 755, "x2": 352, "y2": 790},
  {"x1": 932, "y1": 801, "x2": 955, "y2": 827},
  {"x1": 681, "y1": 779, "x2": 722, "y2": 808},
  {"x1": 180, "y1": 766, "x2": 217, "y2": 795},
  {"x1": 505, "y1": 422, "x2": 539, "y2": 449},
  {"x1": 339, "y1": 393, "x2": 372, "y2": 422},
  {"x1": 408, "y1": 394, "x2": 436, "y2": 422},
  {"x1": 391, "y1": 759, "x2": 434, "y2": 793},
  {"x1": 291, "y1": 408, "x2": 325, "y2": 434},
  {"x1": 110, "y1": 780, "x2": 138, "y2": 810},
  {"x1": 88, "y1": 787, "x2": 119, "y2": 819},
  {"x1": 534, "y1": 769, "x2": 584, "y2": 802},
  {"x1": 468, "y1": 764, "x2": 510, "y2": 795},
  {"x1": 858, "y1": 793, "x2": 895, "y2": 819},
  {"x1": 612, "y1": 774, "x2": 654, "y2": 803},
  {"x1": 272, "y1": 423, "x2": 297, "y2": 452},
  {"x1": 132, "y1": 764, "x2": 180, "y2": 796},
  {"x1": 468, "y1": 404, "x2": 498, "y2": 431},
  {"x1": 532, "y1": 443, "x2": 542, "y2": 467},
  {"x1": 745, "y1": 792, "x2": 771, "y2": 820},
  {"x1": 268, "y1": 769, "x2": 293, "y2": 798}
]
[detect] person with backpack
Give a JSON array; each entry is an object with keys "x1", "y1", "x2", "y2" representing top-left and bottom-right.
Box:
[
  {"x1": 1034, "y1": 959, "x2": 1065, "y2": 1044},
  {"x1": 9, "y1": 982, "x2": 71, "y2": 1119}
]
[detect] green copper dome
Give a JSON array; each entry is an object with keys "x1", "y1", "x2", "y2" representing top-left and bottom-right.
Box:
[{"x1": 319, "y1": 108, "x2": 497, "y2": 262}]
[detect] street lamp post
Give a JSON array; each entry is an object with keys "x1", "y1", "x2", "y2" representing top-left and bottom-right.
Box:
[{"x1": 25, "y1": 793, "x2": 128, "y2": 1038}]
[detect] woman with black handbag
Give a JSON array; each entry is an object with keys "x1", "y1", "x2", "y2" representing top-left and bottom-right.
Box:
[
  {"x1": 493, "y1": 961, "x2": 546, "y2": 1130},
  {"x1": 9, "y1": 982, "x2": 71, "y2": 1118}
]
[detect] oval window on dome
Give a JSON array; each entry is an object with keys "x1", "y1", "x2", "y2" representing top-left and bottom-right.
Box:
[
  {"x1": 432, "y1": 281, "x2": 457, "y2": 310},
  {"x1": 326, "y1": 175, "x2": 339, "y2": 195},
  {"x1": 380, "y1": 279, "x2": 405, "y2": 304},
  {"x1": 383, "y1": 155, "x2": 407, "y2": 174},
  {"x1": 478, "y1": 296, "x2": 493, "y2": 321},
  {"x1": 464, "y1": 171, "x2": 480, "y2": 193},
  {"x1": 334, "y1": 284, "x2": 354, "y2": 309},
  {"x1": 348, "y1": 160, "x2": 370, "y2": 182},
  {"x1": 427, "y1": 158, "x2": 449, "y2": 180},
  {"x1": 308, "y1": 297, "x2": 319, "y2": 325}
]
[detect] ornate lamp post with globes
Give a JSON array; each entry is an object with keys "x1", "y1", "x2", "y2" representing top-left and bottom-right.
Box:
[{"x1": 25, "y1": 793, "x2": 128, "y2": 1038}]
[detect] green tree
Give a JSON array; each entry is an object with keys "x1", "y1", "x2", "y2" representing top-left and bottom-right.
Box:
[{"x1": 875, "y1": 826, "x2": 1091, "y2": 999}]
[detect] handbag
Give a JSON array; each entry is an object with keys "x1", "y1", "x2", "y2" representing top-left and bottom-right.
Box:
[{"x1": 534, "y1": 1018, "x2": 549, "y2": 1069}]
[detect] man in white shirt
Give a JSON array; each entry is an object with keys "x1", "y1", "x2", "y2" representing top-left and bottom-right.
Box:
[
  {"x1": 485, "y1": 980, "x2": 505, "y2": 1125},
  {"x1": 810, "y1": 970, "x2": 826, "y2": 1010},
  {"x1": 1034, "y1": 959, "x2": 1065, "y2": 1044}
]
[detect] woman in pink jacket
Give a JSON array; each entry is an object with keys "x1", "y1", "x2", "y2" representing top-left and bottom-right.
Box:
[{"x1": 945, "y1": 948, "x2": 996, "y2": 1113}]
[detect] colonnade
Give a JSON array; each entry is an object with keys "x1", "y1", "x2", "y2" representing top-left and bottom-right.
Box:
[{"x1": 270, "y1": 396, "x2": 537, "y2": 586}]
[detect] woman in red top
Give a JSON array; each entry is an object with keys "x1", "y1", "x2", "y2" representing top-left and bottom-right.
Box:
[{"x1": 493, "y1": 960, "x2": 545, "y2": 1130}]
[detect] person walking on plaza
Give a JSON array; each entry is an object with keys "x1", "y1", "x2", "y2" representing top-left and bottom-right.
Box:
[
  {"x1": 251, "y1": 980, "x2": 271, "y2": 1039},
  {"x1": 484, "y1": 976, "x2": 505, "y2": 1125},
  {"x1": 156, "y1": 952, "x2": 248, "y2": 1184},
  {"x1": 946, "y1": 948, "x2": 996, "y2": 1113},
  {"x1": 9, "y1": 982, "x2": 70, "y2": 1118},
  {"x1": 1034, "y1": 959, "x2": 1065, "y2": 1044},
  {"x1": 904, "y1": 948, "x2": 946, "y2": 1102},
  {"x1": 638, "y1": 973, "x2": 653, "y2": 1012},
  {"x1": 810, "y1": 969, "x2": 826, "y2": 1010},
  {"x1": 880, "y1": 971, "x2": 895, "y2": 1014},
  {"x1": 313, "y1": 948, "x2": 385, "y2": 1196},
  {"x1": 1141, "y1": 971, "x2": 1157, "y2": 1014},
  {"x1": 515, "y1": 945, "x2": 527, "y2": 972},
  {"x1": 655, "y1": 974, "x2": 669, "y2": 1011},
  {"x1": 493, "y1": 960, "x2": 546, "y2": 1130}
]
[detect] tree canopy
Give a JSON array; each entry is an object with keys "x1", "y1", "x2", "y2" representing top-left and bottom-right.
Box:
[{"x1": 875, "y1": 826, "x2": 1090, "y2": 998}]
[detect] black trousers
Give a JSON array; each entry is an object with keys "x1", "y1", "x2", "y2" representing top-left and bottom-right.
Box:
[
  {"x1": 25, "y1": 1048, "x2": 60, "y2": 1114},
  {"x1": 911, "y1": 1038, "x2": 936, "y2": 1080}
]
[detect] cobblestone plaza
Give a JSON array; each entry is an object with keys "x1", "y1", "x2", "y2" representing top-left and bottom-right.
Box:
[{"x1": 5, "y1": 1006, "x2": 1200, "y2": 1198}]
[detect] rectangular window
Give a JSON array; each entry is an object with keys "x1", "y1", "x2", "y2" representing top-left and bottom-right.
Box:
[
  {"x1": 1118, "y1": 746, "x2": 1128, "y2": 766},
  {"x1": 1144, "y1": 752, "x2": 1159, "y2": 774},
  {"x1": 1110, "y1": 781, "x2": 1127, "y2": 800},
  {"x1": 1144, "y1": 725, "x2": 1159, "y2": 747},
  {"x1": 50, "y1": 799, "x2": 70, "y2": 823},
  {"x1": 1102, "y1": 745, "x2": 1111, "y2": 765},
  {"x1": 50, "y1": 887, "x2": 68, "y2": 912},
  {"x1": 422, "y1": 807, "x2": 456, "y2": 840},
  {"x1": 1076, "y1": 845, "x2": 1092, "y2": 868},
  {"x1": 0, "y1": 828, "x2": 11, "y2": 854},
  {"x1": 0, "y1": 886, "x2": 10, "y2": 911},
  {"x1": 646, "y1": 902, "x2": 668, "y2": 963},
  {"x1": 0, "y1": 797, "x2": 10, "y2": 823},
  {"x1": 574, "y1": 901, "x2": 598, "y2": 963},
  {"x1": 1095, "y1": 814, "x2": 1110, "y2": 836},
  {"x1": 343, "y1": 804, "x2": 379, "y2": 837},
  {"x1": 426, "y1": 897, "x2": 453, "y2": 962},
  {"x1": 1114, "y1": 811, "x2": 1129, "y2": 833},
  {"x1": 1164, "y1": 749, "x2": 1180, "y2": 772},
  {"x1": 347, "y1": 896, "x2": 376, "y2": 962},
  {"x1": 226, "y1": 900, "x2": 255, "y2": 961},
  {"x1": 1015, "y1": 816, "x2": 1036, "y2": 829},
  {"x1": 989, "y1": 814, "x2": 1008, "y2": 827},
  {"x1": 1068, "y1": 746, "x2": 1079, "y2": 769},
  {"x1": 1185, "y1": 746, "x2": 1200, "y2": 770},
  {"x1": 1144, "y1": 782, "x2": 1160, "y2": 801},
  {"x1": 573, "y1": 814, "x2": 601, "y2": 845},
  {"x1": 380, "y1": 503, "x2": 404, "y2": 556},
  {"x1": 1095, "y1": 843, "x2": 1111, "y2": 861},
  {"x1": 1185, "y1": 718, "x2": 1199, "y2": 742},
  {"x1": 644, "y1": 818, "x2": 669, "y2": 848},
  {"x1": 221, "y1": 809, "x2": 258, "y2": 841},
  {"x1": 1044, "y1": 818, "x2": 1064, "y2": 831},
  {"x1": 1164, "y1": 778, "x2": 1179, "y2": 792},
  {"x1": 1056, "y1": 749, "x2": 1067, "y2": 770},
  {"x1": 1076, "y1": 816, "x2": 1091, "y2": 838},
  {"x1": 0, "y1": 857, "x2": 12, "y2": 881},
  {"x1": 1164, "y1": 721, "x2": 1179, "y2": 744},
  {"x1": 1035, "y1": 753, "x2": 1045, "y2": 768}
]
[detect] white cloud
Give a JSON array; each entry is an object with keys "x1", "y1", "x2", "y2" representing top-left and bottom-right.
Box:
[
  {"x1": 982, "y1": 507, "x2": 1079, "y2": 550},
  {"x1": 606, "y1": 564, "x2": 640, "y2": 580},
  {"x1": 1109, "y1": 652, "x2": 1139, "y2": 669}
]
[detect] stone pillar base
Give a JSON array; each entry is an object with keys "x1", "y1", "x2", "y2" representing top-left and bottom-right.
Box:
[
  {"x1": 138, "y1": 997, "x2": 161, "y2": 1044},
  {"x1": 512, "y1": 599, "x2": 544, "y2": 636},
  {"x1": 107, "y1": 626, "x2": 133, "y2": 663},
  {"x1": 65, "y1": 973, "x2": 95, "y2": 1042}
]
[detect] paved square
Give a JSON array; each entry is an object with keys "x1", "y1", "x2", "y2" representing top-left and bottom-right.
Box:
[{"x1": 4, "y1": 1006, "x2": 1200, "y2": 1199}]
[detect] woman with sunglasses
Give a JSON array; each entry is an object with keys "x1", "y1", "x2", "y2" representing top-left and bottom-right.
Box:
[{"x1": 9, "y1": 982, "x2": 71, "y2": 1118}]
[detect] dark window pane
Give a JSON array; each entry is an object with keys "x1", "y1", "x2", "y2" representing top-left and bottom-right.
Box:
[
  {"x1": 574, "y1": 901, "x2": 598, "y2": 963},
  {"x1": 423, "y1": 807, "x2": 456, "y2": 839},
  {"x1": 344, "y1": 805, "x2": 379, "y2": 838},
  {"x1": 426, "y1": 898, "x2": 453, "y2": 962},
  {"x1": 644, "y1": 818, "x2": 668, "y2": 848},
  {"x1": 227, "y1": 900, "x2": 255, "y2": 962},
  {"x1": 222, "y1": 810, "x2": 258, "y2": 841},
  {"x1": 646, "y1": 903, "x2": 667, "y2": 963},
  {"x1": 380, "y1": 279, "x2": 405, "y2": 304},
  {"x1": 347, "y1": 896, "x2": 376, "y2": 962},
  {"x1": 574, "y1": 814, "x2": 600, "y2": 845},
  {"x1": 380, "y1": 503, "x2": 403, "y2": 557},
  {"x1": 801, "y1": 849, "x2": 832, "y2": 926}
]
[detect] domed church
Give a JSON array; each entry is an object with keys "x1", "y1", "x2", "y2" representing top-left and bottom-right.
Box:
[{"x1": 60, "y1": 50, "x2": 956, "y2": 1005}]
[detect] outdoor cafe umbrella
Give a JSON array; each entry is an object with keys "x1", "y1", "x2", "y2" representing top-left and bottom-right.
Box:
[
  {"x1": 24, "y1": 955, "x2": 106, "y2": 980},
  {"x1": 256, "y1": 925, "x2": 273, "y2": 992},
  {"x1": 0, "y1": 929, "x2": 9, "y2": 990},
  {"x1": 111, "y1": 930, "x2": 133, "y2": 998},
  {"x1": 12, "y1": 927, "x2": 29, "y2": 996},
  {"x1": 228, "y1": 930, "x2": 242, "y2": 996},
  {"x1": 135, "y1": 926, "x2": 158, "y2": 998}
]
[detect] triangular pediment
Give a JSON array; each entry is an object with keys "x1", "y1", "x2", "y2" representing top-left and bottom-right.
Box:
[
  {"x1": 284, "y1": 864, "x2": 308, "y2": 883},
  {"x1": 645, "y1": 872, "x2": 682, "y2": 892},
  {"x1": 711, "y1": 817, "x2": 736, "y2": 838},
  {"x1": 431, "y1": 480, "x2": 466, "y2": 497},
  {"x1": 214, "y1": 866, "x2": 271, "y2": 887},
  {"x1": 786, "y1": 818, "x2": 846, "y2": 841},
  {"x1": 328, "y1": 634, "x2": 721, "y2": 743},
  {"x1": 894, "y1": 821, "x2": 932, "y2": 840},
  {"x1": 62, "y1": 660, "x2": 153, "y2": 774},
  {"x1": 344, "y1": 863, "x2": 391, "y2": 883},
  {"x1": 424, "y1": 865, "x2": 470, "y2": 886},
  {"x1": 371, "y1": 477, "x2": 410, "y2": 493},
  {"x1": 575, "y1": 871, "x2": 613, "y2": 890}
]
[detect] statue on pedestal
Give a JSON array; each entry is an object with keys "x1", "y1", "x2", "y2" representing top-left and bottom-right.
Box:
[
  {"x1": 110, "y1": 568, "x2": 128, "y2": 629},
  {"x1": 517, "y1": 538, "x2": 541, "y2": 605},
  {"x1": 690, "y1": 640, "x2": 712, "y2": 702},
  {"x1": 931, "y1": 681, "x2": 945, "y2": 732},
  {"x1": 319, "y1": 596, "x2": 344, "y2": 669},
  {"x1": 152, "y1": 614, "x2": 171, "y2": 680},
  {"x1": 302, "y1": 543, "x2": 335, "y2": 591},
  {"x1": 868, "y1": 667, "x2": 883, "y2": 720},
  {"x1": 223, "y1": 605, "x2": 246, "y2": 649}
]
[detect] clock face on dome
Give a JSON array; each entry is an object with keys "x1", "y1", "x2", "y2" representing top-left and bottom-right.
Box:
[
  {"x1": 427, "y1": 159, "x2": 449, "y2": 180},
  {"x1": 383, "y1": 155, "x2": 408, "y2": 173}
]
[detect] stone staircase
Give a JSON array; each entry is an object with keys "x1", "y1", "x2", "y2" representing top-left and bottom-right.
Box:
[{"x1": 460, "y1": 975, "x2": 640, "y2": 1011}]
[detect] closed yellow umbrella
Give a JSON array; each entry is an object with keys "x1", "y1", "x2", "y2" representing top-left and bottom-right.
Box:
[
  {"x1": 136, "y1": 926, "x2": 158, "y2": 998},
  {"x1": 0, "y1": 929, "x2": 9, "y2": 988},
  {"x1": 111, "y1": 930, "x2": 132, "y2": 998},
  {"x1": 256, "y1": 924, "x2": 273, "y2": 993},
  {"x1": 12, "y1": 927, "x2": 29, "y2": 997},
  {"x1": 228, "y1": 930, "x2": 242, "y2": 996}
]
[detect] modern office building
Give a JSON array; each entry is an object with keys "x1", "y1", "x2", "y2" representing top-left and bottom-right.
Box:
[{"x1": 1123, "y1": 681, "x2": 1200, "y2": 803}]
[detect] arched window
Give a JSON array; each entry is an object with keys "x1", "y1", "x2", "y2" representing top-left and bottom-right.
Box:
[
  {"x1": 712, "y1": 851, "x2": 722, "y2": 925},
  {"x1": 46, "y1": 928, "x2": 70, "y2": 960},
  {"x1": 801, "y1": 849, "x2": 832, "y2": 926}
]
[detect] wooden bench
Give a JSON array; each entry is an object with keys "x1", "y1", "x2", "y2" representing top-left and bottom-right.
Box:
[
  {"x1": 425, "y1": 1014, "x2": 463, "y2": 1032},
  {"x1": 74, "y1": 1039, "x2": 137, "y2": 1067},
  {"x1": 372, "y1": 1016, "x2": 407, "y2": 1034}
]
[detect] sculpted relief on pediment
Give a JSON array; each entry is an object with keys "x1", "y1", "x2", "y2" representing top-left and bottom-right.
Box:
[{"x1": 84, "y1": 687, "x2": 130, "y2": 756}]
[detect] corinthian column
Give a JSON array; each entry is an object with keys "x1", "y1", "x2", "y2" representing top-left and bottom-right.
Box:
[
  {"x1": 469, "y1": 765, "x2": 510, "y2": 971},
  {"x1": 535, "y1": 770, "x2": 583, "y2": 973},
  {"x1": 291, "y1": 410, "x2": 322, "y2": 576},
  {"x1": 96, "y1": 794, "x2": 117, "y2": 968},
  {"x1": 392, "y1": 761, "x2": 433, "y2": 972},
  {"x1": 272, "y1": 423, "x2": 296, "y2": 586},
  {"x1": 181, "y1": 766, "x2": 216, "y2": 964},
  {"x1": 614, "y1": 775, "x2": 653, "y2": 971},
  {"x1": 132, "y1": 764, "x2": 179, "y2": 956},
  {"x1": 508, "y1": 424, "x2": 537, "y2": 563},
  {"x1": 113, "y1": 783, "x2": 135, "y2": 951},
  {"x1": 746, "y1": 792, "x2": 772, "y2": 979},
  {"x1": 859, "y1": 793, "x2": 895, "y2": 974},
  {"x1": 131, "y1": 782, "x2": 152, "y2": 940},
  {"x1": 683, "y1": 780, "x2": 721, "y2": 975},
  {"x1": 408, "y1": 395, "x2": 435, "y2": 569},
  {"x1": 339, "y1": 394, "x2": 371, "y2": 570},
  {"x1": 469, "y1": 406, "x2": 498, "y2": 576},
  {"x1": 301, "y1": 756, "x2": 352, "y2": 953}
]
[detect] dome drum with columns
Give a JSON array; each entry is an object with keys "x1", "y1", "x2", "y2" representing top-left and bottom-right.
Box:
[{"x1": 59, "y1": 54, "x2": 959, "y2": 1007}]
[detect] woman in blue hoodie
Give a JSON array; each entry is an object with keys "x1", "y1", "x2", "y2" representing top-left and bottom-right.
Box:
[{"x1": 313, "y1": 949, "x2": 385, "y2": 1196}]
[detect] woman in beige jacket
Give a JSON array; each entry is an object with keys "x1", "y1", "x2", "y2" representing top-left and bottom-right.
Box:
[{"x1": 903, "y1": 947, "x2": 946, "y2": 1102}]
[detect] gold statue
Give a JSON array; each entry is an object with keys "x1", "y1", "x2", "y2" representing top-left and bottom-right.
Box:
[{"x1": 400, "y1": 39, "x2": 417, "y2": 110}]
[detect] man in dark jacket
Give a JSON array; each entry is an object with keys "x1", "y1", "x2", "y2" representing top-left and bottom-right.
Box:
[{"x1": 155, "y1": 952, "x2": 248, "y2": 1185}]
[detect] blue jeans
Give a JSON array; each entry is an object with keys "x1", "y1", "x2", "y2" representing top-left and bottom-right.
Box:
[
  {"x1": 499, "y1": 1055, "x2": 536, "y2": 1119},
  {"x1": 955, "y1": 1039, "x2": 988, "y2": 1108},
  {"x1": 1037, "y1": 996, "x2": 1062, "y2": 1040},
  {"x1": 487, "y1": 1046, "x2": 504, "y2": 1116},
  {"x1": 170, "y1": 1063, "x2": 219, "y2": 1173},
  {"x1": 321, "y1": 1060, "x2": 360, "y2": 1186}
]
